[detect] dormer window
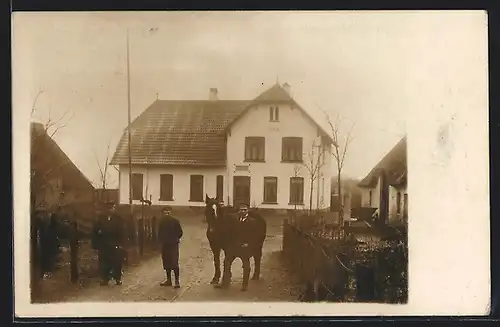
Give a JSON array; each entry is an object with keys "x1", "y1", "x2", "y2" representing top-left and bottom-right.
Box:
[{"x1": 269, "y1": 106, "x2": 279, "y2": 122}]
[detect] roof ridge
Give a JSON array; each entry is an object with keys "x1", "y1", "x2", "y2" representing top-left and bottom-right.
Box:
[{"x1": 358, "y1": 136, "x2": 407, "y2": 187}]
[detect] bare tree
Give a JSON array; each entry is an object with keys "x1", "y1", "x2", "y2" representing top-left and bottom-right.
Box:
[
  {"x1": 30, "y1": 90, "x2": 75, "y2": 210},
  {"x1": 292, "y1": 164, "x2": 302, "y2": 214},
  {"x1": 300, "y1": 139, "x2": 328, "y2": 215},
  {"x1": 321, "y1": 109, "x2": 355, "y2": 228},
  {"x1": 93, "y1": 138, "x2": 117, "y2": 202}
]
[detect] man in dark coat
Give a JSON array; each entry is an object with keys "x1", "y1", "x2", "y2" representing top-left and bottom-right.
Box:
[
  {"x1": 237, "y1": 203, "x2": 255, "y2": 245},
  {"x1": 158, "y1": 206, "x2": 183, "y2": 288},
  {"x1": 39, "y1": 208, "x2": 60, "y2": 279},
  {"x1": 91, "y1": 202, "x2": 125, "y2": 286}
]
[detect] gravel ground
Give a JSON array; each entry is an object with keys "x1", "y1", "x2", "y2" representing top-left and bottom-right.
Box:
[{"x1": 34, "y1": 215, "x2": 301, "y2": 303}]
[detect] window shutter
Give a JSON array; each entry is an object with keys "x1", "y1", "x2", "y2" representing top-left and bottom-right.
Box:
[{"x1": 282, "y1": 138, "x2": 287, "y2": 161}]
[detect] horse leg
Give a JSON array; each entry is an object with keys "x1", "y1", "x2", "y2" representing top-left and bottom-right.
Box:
[
  {"x1": 210, "y1": 247, "x2": 221, "y2": 285},
  {"x1": 241, "y1": 256, "x2": 251, "y2": 291},
  {"x1": 215, "y1": 254, "x2": 233, "y2": 289},
  {"x1": 251, "y1": 245, "x2": 263, "y2": 281}
]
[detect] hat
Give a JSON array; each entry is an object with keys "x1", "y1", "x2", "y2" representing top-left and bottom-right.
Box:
[
  {"x1": 162, "y1": 206, "x2": 173, "y2": 213},
  {"x1": 239, "y1": 203, "x2": 249, "y2": 209}
]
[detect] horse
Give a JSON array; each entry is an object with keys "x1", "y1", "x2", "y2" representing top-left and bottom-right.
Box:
[{"x1": 204, "y1": 195, "x2": 267, "y2": 291}]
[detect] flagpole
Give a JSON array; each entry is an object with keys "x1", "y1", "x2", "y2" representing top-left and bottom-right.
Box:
[{"x1": 126, "y1": 28, "x2": 133, "y2": 211}]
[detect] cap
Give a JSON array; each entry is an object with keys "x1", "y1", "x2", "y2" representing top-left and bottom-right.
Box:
[
  {"x1": 239, "y1": 203, "x2": 249, "y2": 209},
  {"x1": 162, "y1": 206, "x2": 173, "y2": 213}
]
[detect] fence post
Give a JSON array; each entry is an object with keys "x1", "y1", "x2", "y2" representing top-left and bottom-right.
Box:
[
  {"x1": 138, "y1": 218, "x2": 144, "y2": 256},
  {"x1": 126, "y1": 212, "x2": 140, "y2": 266},
  {"x1": 70, "y1": 221, "x2": 79, "y2": 283},
  {"x1": 282, "y1": 219, "x2": 288, "y2": 253},
  {"x1": 152, "y1": 216, "x2": 157, "y2": 245}
]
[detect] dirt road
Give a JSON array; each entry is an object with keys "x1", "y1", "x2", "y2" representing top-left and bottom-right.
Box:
[{"x1": 42, "y1": 215, "x2": 300, "y2": 302}]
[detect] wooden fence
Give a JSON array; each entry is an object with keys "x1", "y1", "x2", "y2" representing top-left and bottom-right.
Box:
[
  {"x1": 282, "y1": 216, "x2": 408, "y2": 303},
  {"x1": 30, "y1": 209, "x2": 161, "y2": 300},
  {"x1": 282, "y1": 218, "x2": 352, "y2": 301}
]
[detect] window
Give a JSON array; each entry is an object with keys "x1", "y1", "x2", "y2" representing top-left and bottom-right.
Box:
[
  {"x1": 321, "y1": 142, "x2": 328, "y2": 165},
  {"x1": 190, "y1": 175, "x2": 204, "y2": 202},
  {"x1": 216, "y1": 175, "x2": 224, "y2": 200},
  {"x1": 269, "y1": 106, "x2": 279, "y2": 122},
  {"x1": 263, "y1": 177, "x2": 278, "y2": 203},
  {"x1": 160, "y1": 174, "x2": 173, "y2": 201},
  {"x1": 245, "y1": 137, "x2": 265, "y2": 162},
  {"x1": 396, "y1": 191, "x2": 401, "y2": 214},
  {"x1": 282, "y1": 137, "x2": 303, "y2": 162},
  {"x1": 131, "y1": 173, "x2": 144, "y2": 201},
  {"x1": 289, "y1": 177, "x2": 304, "y2": 205}
]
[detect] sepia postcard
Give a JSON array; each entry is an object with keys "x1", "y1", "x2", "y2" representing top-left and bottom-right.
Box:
[{"x1": 12, "y1": 10, "x2": 490, "y2": 317}]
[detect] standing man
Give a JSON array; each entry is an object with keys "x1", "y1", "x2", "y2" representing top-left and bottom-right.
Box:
[
  {"x1": 92, "y1": 202, "x2": 125, "y2": 286},
  {"x1": 158, "y1": 206, "x2": 183, "y2": 288},
  {"x1": 39, "y1": 206, "x2": 60, "y2": 279},
  {"x1": 237, "y1": 203, "x2": 255, "y2": 247},
  {"x1": 238, "y1": 203, "x2": 250, "y2": 222}
]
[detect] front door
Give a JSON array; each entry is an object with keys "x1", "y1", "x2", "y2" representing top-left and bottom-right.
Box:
[{"x1": 233, "y1": 176, "x2": 251, "y2": 207}]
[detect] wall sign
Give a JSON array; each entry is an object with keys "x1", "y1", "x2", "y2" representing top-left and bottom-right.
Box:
[{"x1": 234, "y1": 164, "x2": 250, "y2": 172}]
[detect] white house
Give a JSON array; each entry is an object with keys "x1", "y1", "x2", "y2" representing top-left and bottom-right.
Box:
[
  {"x1": 110, "y1": 83, "x2": 334, "y2": 211},
  {"x1": 357, "y1": 136, "x2": 407, "y2": 225}
]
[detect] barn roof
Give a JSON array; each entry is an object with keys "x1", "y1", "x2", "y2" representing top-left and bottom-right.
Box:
[
  {"x1": 31, "y1": 122, "x2": 95, "y2": 192},
  {"x1": 357, "y1": 136, "x2": 407, "y2": 188},
  {"x1": 110, "y1": 83, "x2": 334, "y2": 166}
]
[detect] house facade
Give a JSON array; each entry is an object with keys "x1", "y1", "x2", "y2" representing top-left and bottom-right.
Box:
[
  {"x1": 358, "y1": 136, "x2": 407, "y2": 225},
  {"x1": 110, "y1": 83, "x2": 334, "y2": 211}
]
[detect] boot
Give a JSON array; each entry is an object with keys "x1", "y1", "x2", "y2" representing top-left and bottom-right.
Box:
[
  {"x1": 173, "y1": 267, "x2": 180, "y2": 288},
  {"x1": 160, "y1": 270, "x2": 172, "y2": 286}
]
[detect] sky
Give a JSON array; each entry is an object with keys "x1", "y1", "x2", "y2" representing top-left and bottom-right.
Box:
[{"x1": 13, "y1": 11, "x2": 482, "y2": 188}]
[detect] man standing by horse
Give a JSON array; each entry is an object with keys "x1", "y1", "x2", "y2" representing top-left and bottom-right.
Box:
[
  {"x1": 91, "y1": 202, "x2": 125, "y2": 286},
  {"x1": 207, "y1": 199, "x2": 266, "y2": 291},
  {"x1": 158, "y1": 206, "x2": 183, "y2": 288}
]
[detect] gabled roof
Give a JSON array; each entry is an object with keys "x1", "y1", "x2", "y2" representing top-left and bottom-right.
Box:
[
  {"x1": 358, "y1": 136, "x2": 407, "y2": 188},
  {"x1": 253, "y1": 83, "x2": 295, "y2": 103},
  {"x1": 31, "y1": 122, "x2": 95, "y2": 192},
  {"x1": 224, "y1": 83, "x2": 335, "y2": 144},
  {"x1": 110, "y1": 83, "x2": 334, "y2": 166},
  {"x1": 110, "y1": 100, "x2": 248, "y2": 166}
]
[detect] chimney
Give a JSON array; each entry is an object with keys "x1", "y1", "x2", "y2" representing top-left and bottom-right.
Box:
[
  {"x1": 31, "y1": 122, "x2": 45, "y2": 135},
  {"x1": 209, "y1": 88, "x2": 218, "y2": 101},
  {"x1": 282, "y1": 83, "x2": 291, "y2": 96}
]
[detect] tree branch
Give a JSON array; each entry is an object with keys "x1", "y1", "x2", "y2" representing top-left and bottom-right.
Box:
[
  {"x1": 31, "y1": 89, "x2": 44, "y2": 117},
  {"x1": 94, "y1": 137, "x2": 114, "y2": 191},
  {"x1": 316, "y1": 103, "x2": 356, "y2": 231}
]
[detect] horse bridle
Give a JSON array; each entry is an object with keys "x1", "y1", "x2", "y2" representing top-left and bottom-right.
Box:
[{"x1": 206, "y1": 201, "x2": 221, "y2": 233}]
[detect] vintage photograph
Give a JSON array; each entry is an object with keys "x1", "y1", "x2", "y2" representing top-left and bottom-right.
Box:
[{"x1": 13, "y1": 10, "x2": 489, "y2": 316}]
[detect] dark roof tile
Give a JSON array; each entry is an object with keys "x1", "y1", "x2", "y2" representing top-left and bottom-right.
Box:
[{"x1": 110, "y1": 100, "x2": 248, "y2": 166}]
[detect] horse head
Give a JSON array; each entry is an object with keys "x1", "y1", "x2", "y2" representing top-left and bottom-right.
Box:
[{"x1": 205, "y1": 194, "x2": 223, "y2": 232}]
